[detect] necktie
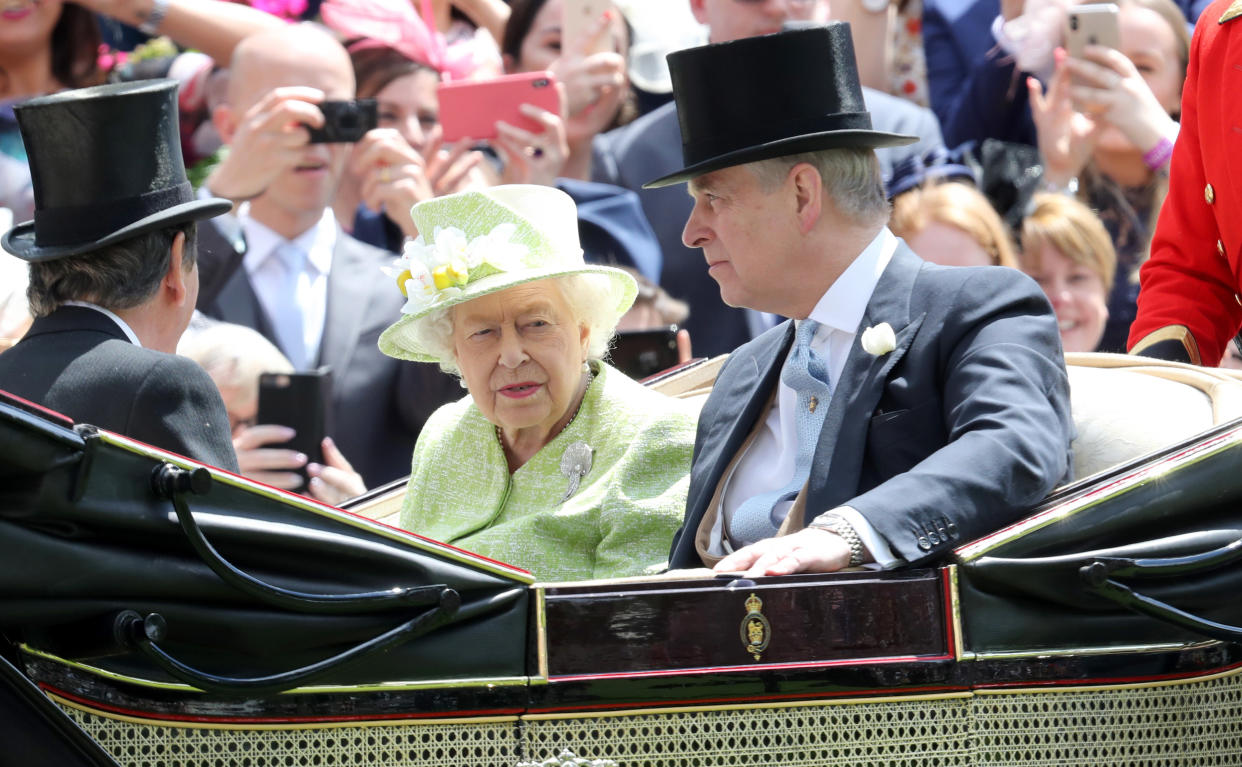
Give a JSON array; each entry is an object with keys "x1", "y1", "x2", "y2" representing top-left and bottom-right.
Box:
[
  {"x1": 728, "y1": 319, "x2": 834, "y2": 547},
  {"x1": 260, "y1": 242, "x2": 309, "y2": 370}
]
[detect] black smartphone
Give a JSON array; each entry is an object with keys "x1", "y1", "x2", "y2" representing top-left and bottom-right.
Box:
[
  {"x1": 306, "y1": 99, "x2": 378, "y2": 144},
  {"x1": 256, "y1": 368, "x2": 333, "y2": 491},
  {"x1": 610, "y1": 326, "x2": 681, "y2": 380}
]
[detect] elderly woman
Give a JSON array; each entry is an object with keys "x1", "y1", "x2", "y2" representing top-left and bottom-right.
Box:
[{"x1": 379, "y1": 185, "x2": 696, "y2": 581}]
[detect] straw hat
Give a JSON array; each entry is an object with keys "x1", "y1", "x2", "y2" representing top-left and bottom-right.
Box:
[{"x1": 378, "y1": 185, "x2": 638, "y2": 363}]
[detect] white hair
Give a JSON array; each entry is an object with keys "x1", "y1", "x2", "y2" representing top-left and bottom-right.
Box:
[
  {"x1": 748, "y1": 147, "x2": 890, "y2": 226},
  {"x1": 409, "y1": 274, "x2": 623, "y2": 376},
  {"x1": 178, "y1": 314, "x2": 294, "y2": 393}
]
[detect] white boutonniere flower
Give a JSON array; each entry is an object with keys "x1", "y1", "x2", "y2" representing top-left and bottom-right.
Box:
[{"x1": 860, "y1": 322, "x2": 897, "y2": 356}]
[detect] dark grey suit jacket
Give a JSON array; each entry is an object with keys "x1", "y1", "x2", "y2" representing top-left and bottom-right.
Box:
[
  {"x1": 592, "y1": 89, "x2": 945, "y2": 358},
  {"x1": 668, "y1": 242, "x2": 1073, "y2": 568},
  {"x1": 0, "y1": 306, "x2": 239, "y2": 471},
  {"x1": 195, "y1": 216, "x2": 460, "y2": 488}
]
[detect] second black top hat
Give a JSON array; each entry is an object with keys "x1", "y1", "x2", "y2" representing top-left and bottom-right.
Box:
[
  {"x1": 2, "y1": 79, "x2": 231, "y2": 263},
  {"x1": 645, "y1": 22, "x2": 918, "y2": 189}
]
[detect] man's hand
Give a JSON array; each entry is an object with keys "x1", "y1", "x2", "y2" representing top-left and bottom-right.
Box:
[
  {"x1": 713, "y1": 527, "x2": 852, "y2": 578},
  {"x1": 206, "y1": 87, "x2": 326, "y2": 201},
  {"x1": 232, "y1": 424, "x2": 306, "y2": 490},
  {"x1": 306, "y1": 436, "x2": 366, "y2": 506}
]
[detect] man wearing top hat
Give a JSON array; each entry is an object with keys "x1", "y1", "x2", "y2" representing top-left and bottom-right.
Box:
[
  {"x1": 592, "y1": 0, "x2": 944, "y2": 360},
  {"x1": 656, "y1": 24, "x2": 1073, "y2": 575},
  {"x1": 0, "y1": 80, "x2": 239, "y2": 472}
]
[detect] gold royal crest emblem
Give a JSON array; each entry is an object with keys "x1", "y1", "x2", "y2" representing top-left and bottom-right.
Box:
[{"x1": 739, "y1": 593, "x2": 771, "y2": 660}]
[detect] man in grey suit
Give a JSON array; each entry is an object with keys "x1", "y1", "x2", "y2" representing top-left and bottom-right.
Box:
[
  {"x1": 195, "y1": 24, "x2": 458, "y2": 495},
  {"x1": 655, "y1": 24, "x2": 1073, "y2": 575},
  {"x1": 592, "y1": 0, "x2": 944, "y2": 358}
]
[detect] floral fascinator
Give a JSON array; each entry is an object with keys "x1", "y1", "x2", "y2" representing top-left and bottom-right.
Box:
[
  {"x1": 378, "y1": 185, "x2": 638, "y2": 363},
  {"x1": 320, "y1": 0, "x2": 485, "y2": 81}
]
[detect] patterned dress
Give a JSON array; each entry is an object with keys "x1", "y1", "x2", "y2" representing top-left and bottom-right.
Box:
[{"x1": 399, "y1": 361, "x2": 698, "y2": 581}]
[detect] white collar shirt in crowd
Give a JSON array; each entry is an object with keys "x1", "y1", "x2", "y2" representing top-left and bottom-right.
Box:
[
  {"x1": 63, "y1": 300, "x2": 141, "y2": 347},
  {"x1": 711, "y1": 227, "x2": 901, "y2": 568},
  {"x1": 240, "y1": 208, "x2": 337, "y2": 370}
]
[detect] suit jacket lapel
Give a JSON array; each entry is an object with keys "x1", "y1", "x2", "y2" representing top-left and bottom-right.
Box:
[
  {"x1": 805, "y1": 244, "x2": 927, "y2": 520},
  {"x1": 686, "y1": 323, "x2": 793, "y2": 523},
  {"x1": 317, "y1": 236, "x2": 370, "y2": 373}
]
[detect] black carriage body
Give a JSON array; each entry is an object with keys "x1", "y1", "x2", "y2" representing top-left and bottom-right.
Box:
[{"x1": 2, "y1": 391, "x2": 1242, "y2": 766}]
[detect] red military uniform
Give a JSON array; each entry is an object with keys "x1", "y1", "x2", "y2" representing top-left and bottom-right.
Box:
[{"x1": 1129, "y1": 0, "x2": 1242, "y2": 365}]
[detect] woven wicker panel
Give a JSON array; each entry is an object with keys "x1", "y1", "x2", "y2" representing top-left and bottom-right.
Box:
[
  {"x1": 522, "y1": 698, "x2": 977, "y2": 766},
  {"x1": 59, "y1": 708, "x2": 519, "y2": 767},
  {"x1": 973, "y1": 672, "x2": 1242, "y2": 766},
  {"x1": 56, "y1": 668, "x2": 1242, "y2": 766}
]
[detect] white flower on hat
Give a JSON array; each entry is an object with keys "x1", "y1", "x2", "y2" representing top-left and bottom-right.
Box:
[
  {"x1": 466, "y1": 222, "x2": 526, "y2": 275},
  {"x1": 860, "y1": 322, "x2": 897, "y2": 356},
  {"x1": 385, "y1": 223, "x2": 529, "y2": 315}
]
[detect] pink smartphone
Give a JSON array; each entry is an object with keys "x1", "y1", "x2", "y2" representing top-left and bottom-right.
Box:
[
  {"x1": 563, "y1": 0, "x2": 614, "y2": 57},
  {"x1": 436, "y1": 72, "x2": 561, "y2": 143}
]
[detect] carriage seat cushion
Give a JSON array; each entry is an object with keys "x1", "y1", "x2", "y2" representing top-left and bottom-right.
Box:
[{"x1": 1065, "y1": 352, "x2": 1242, "y2": 480}]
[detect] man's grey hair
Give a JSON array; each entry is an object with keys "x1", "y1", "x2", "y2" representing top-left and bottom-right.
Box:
[
  {"x1": 26, "y1": 223, "x2": 198, "y2": 319},
  {"x1": 408, "y1": 274, "x2": 622, "y2": 377},
  {"x1": 748, "y1": 148, "x2": 889, "y2": 226}
]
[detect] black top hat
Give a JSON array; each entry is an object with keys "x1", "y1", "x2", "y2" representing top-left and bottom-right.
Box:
[
  {"x1": 644, "y1": 23, "x2": 918, "y2": 189},
  {"x1": 2, "y1": 79, "x2": 231, "y2": 263}
]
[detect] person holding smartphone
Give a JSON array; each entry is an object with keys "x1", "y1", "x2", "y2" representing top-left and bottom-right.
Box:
[
  {"x1": 320, "y1": 0, "x2": 493, "y2": 252},
  {"x1": 195, "y1": 24, "x2": 462, "y2": 488},
  {"x1": 500, "y1": 0, "x2": 633, "y2": 181}
]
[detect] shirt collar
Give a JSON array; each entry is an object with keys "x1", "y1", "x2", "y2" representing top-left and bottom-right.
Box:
[
  {"x1": 241, "y1": 208, "x2": 338, "y2": 275},
  {"x1": 62, "y1": 300, "x2": 142, "y2": 346},
  {"x1": 803, "y1": 227, "x2": 898, "y2": 337}
]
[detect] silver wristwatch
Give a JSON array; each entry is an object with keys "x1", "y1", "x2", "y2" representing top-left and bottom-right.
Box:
[{"x1": 811, "y1": 513, "x2": 865, "y2": 567}]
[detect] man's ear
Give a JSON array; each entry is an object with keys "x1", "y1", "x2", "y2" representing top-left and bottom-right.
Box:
[
  {"x1": 688, "y1": 0, "x2": 709, "y2": 25},
  {"x1": 212, "y1": 102, "x2": 239, "y2": 145},
  {"x1": 789, "y1": 163, "x2": 823, "y2": 235},
  {"x1": 163, "y1": 232, "x2": 189, "y2": 305}
]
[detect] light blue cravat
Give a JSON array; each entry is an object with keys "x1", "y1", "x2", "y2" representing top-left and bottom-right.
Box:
[{"x1": 728, "y1": 319, "x2": 834, "y2": 547}]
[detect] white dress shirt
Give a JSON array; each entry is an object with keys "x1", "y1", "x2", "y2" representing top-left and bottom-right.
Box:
[
  {"x1": 64, "y1": 300, "x2": 141, "y2": 346},
  {"x1": 711, "y1": 227, "x2": 902, "y2": 568},
  {"x1": 240, "y1": 208, "x2": 336, "y2": 370}
]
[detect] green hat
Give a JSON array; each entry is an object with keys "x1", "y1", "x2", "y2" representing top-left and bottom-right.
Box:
[{"x1": 378, "y1": 185, "x2": 638, "y2": 363}]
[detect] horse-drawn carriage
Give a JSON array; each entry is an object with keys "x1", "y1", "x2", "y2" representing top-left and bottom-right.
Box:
[{"x1": 3, "y1": 354, "x2": 1242, "y2": 766}]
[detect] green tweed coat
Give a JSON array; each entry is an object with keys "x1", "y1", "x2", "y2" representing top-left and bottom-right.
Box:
[{"x1": 398, "y1": 362, "x2": 698, "y2": 581}]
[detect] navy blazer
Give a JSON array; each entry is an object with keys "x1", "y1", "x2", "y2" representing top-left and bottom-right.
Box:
[
  {"x1": 0, "y1": 306, "x2": 239, "y2": 471},
  {"x1": 592, "y1": 90, "x2": 946, "y2": 358},
  {"x1": 669, "y1": 243, "x2": 1074, "y2": 568},
  {"x1": 195, "y1": 216, "x2": 461, "y2": 488}
]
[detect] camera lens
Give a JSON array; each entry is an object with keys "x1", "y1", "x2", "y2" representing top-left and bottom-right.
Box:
[
  {"x1": 1069, "y1": 15, "x2": 1079, "y2": 30},
  {"x1": 534, "y1": 78, "x2": 550, "y2": 88}
]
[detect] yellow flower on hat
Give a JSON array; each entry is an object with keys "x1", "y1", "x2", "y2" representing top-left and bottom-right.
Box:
[{"x1": 432, "y1": 259, "x2": 469, "y2": 290}]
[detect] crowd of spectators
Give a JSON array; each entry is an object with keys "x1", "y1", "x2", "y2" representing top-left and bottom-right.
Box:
[{"x1": 0, "y1": 0, "x2": 1222, "y2": 503}]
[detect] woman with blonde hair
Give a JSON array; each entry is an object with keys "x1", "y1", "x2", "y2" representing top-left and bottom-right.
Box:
[
  {"x1": 890, "y1": 180, "x2": 1019, "y2": 269},
  {"x1": 1019, "y1": 193, "x2": 1117, "y2": 354}
]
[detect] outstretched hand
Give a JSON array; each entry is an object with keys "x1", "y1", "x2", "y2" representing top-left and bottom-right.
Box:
[
  {"x1": 1027, "y1": 52, "x2": 1101, "y2": 188},
  {"x1": 713, "y1": 527, "x2": 853, "y2": 578}
]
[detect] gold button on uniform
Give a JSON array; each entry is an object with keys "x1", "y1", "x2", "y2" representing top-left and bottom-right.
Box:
[
  {"x1": 1219, "y1": 240, "x2": 1226, "y2": 257},
  {"x1": 1206, "y1": 184, "x2": 1216, "y2": 204},
  {"x1": 808, "y1": 396, "x2": 818, "y2": 413}
]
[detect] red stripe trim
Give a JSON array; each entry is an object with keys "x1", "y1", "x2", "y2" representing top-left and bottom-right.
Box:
[
  {"x1": 548, "y1": 652, "x2": 955, "y2": 683},
  {"x1": 0, "y1": 388, "x2": 75, "y2": 426},
  {"x1": 525, "y1": 685, "x2": 972, "y2": 714}
]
